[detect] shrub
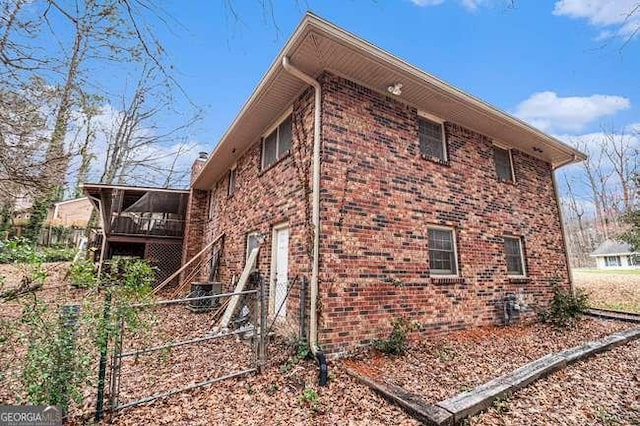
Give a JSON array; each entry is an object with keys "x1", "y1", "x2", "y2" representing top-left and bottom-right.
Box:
[
  {"x1": 0, "y1": 238, "x2": 76, "y2": 263},
  {"x1": 538, "y1": 286, "x2": 589, "y2": 328},
  {"x1": 69, "y1": 258, "x2": 97, "y2": 288},
  {"x1": 40, "y1": 246, "x2": 76, "y2": 262},
  {"x1": 16, "y1": 259, "x2": 156, "y2": 415},
  {"x1": 280, "y1": 339, "x2": 311, "y2": 373},
  {"x1": 21, "y1": 301, "x2": 91, "y2": 413},
  {"x1": 374, "y1": 317, "x2": 414, "y2": 355},
  {"x1": 0, "y1": 238, "x2": 44, "y2": 264},
  {"x1": 299, "y1": 388, "x2": 320, "y2": 412}
]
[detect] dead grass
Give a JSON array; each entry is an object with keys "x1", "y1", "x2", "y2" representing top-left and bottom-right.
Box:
[{"x1": 573, "y1": 270, "x2": 640, "y2": 313}]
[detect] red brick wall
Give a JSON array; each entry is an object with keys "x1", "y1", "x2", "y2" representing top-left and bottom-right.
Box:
[
  {"x1": 181, "y1": 157, "x2": 209, "y2": 276},
  {"x1": 317, "y1": 73, "x2": 569, "y2": 355},
  {"x1": 184, "y1": 71, "x2": 570, "y2": 356},
  {"x1": 185, "y1": 88, "x2": 316, "y2": 328}
]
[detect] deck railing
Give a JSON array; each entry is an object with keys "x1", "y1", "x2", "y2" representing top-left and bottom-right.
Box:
[{"x1": 110, "y1": 215, "x2": 184, "y2": 238}]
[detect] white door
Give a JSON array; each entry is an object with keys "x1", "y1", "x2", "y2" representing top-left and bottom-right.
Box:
[{"x1": 273, "y1": 226, "x2": 289, "y2": 318}]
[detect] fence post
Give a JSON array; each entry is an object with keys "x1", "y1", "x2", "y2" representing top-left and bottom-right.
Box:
[
  {"x1": 58, "y1": 303, "x2": 80, "y2": 416},
  {"x1": 95, "y1": 291, "x2": 112, "y2": 421},
  {"x1": 259, "y1": 273, "x2": 267, "y2": 369},
  {"x1": 108, "y1": 319, "x2": 124, "y2": 411}
]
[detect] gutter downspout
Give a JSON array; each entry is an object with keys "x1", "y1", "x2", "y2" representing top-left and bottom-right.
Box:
[
  {"x1": 281, "y1": 56, "x2": 327, "y2": 386},
  {"x1": 552, "y1": 154, "x2": 579, "y2": 295}
]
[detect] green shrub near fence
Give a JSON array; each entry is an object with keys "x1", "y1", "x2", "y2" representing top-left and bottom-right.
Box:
[{"x1": 0, "y1": 237, "x2": 76, "y2": 264}]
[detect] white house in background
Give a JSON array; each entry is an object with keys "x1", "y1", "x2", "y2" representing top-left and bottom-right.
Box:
[{"x1": 590, "y1": 240, "x2": 638, "y2": 269}]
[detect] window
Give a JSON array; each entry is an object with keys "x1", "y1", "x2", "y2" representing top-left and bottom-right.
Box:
[
  {"x1": 494, "y1": 146, "x2": 514, "y2": 182},
  {"x1": 428, "y1": 228, "x2": 458, "y2": 275},
  {"x1": 246, "y1": 232, "x2": 260, "y2": 265},
  {"x1": 604, "y1": 256, "x2": 621, "y2": 267},
  {"x1": 418, "y1": 116, "x2": 446, "y2": 162},
  {"x1": 504, "y1": 236, "x2": 526, "y2": 276},
  {"x1": 262, "y1": 115, "x2": 292, "y2": 169},
  {"x1": 227, "y1": 167, "x2": 236, "y2": 196}
]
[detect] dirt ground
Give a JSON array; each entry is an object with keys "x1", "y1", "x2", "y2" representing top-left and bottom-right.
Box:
[{"x1": 573, "y1": 270, "x2": 640, "y2": 313}]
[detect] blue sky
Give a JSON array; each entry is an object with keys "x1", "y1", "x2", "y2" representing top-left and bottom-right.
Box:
[
  {"x1": 137, "y1": 0, "x2": 638, "y2": 208},
  {"x1": 31, "y1": 0, "x2": 637, "y2": 199},
  {"x1": 153, "y1": 0, "x2": 638, "y2": 147}
]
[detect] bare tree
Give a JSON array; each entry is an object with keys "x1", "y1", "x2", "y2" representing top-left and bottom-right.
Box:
[
  {"x1": 602, "y1": 126, "x2": 638, "y2": 213},
  {"x1": 99, "y1": 64, "x2": 199, "y2": 187}
]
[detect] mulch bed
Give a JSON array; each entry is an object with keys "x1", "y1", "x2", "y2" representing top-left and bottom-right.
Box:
[
  {"x1": 470, "y1": 338, "x2": 640, "y2": 425},
  {"x1": 347, "y1": 318, "x2": 634, "y2": 403}
]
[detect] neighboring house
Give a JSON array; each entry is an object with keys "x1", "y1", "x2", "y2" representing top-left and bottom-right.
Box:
[
  {"x1": 45, "y1": 197, "x2": 94, "y2": 228},
  {"x1": 183, "y1": 14, "x2": 586, "y2": 356},
  {"x1": 590, "y1": 240, "x2": 638, "y2": 269}
]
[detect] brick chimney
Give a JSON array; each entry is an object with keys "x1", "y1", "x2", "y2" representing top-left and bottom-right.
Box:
[{"x1": 190, "y1": 151, "x2": 208, "y2": 185}]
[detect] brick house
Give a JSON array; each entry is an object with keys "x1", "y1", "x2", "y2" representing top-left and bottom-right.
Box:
[{"x1": 184, "y1": 14, "x2": 586, "y2": 356}]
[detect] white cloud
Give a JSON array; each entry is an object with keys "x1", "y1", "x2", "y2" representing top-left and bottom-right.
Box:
[
  {"x1": 553, "y1": 0, "x2": 640, "y2": 40},
  {"x1": 64, "y1": 103, "x2": 205, "y2": 192},
  {"x1": 410, "y1": 0, "x2": 445, "y2": 6},
  {"x1": 514, "y1": 91, "x2": 630, "y2": 133},
  {"x1": 461, "y1": 0, "x2": 489, "y2": 11},
  {"x1": 409, "y1": 0, "x2": 494, "y2": 10}
]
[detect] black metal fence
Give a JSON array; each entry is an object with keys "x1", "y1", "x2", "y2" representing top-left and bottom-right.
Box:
[
  {"x1": 102, "y1": 272, "x2": 308, "y2": 413},
  {"x1": 107, "y1": 286, "x2": 266, "y2": 411}
]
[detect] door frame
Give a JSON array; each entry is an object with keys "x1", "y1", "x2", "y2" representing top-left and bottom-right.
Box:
[{"x1": 269, "y1": 222, "x2": 289, "y2": 316}]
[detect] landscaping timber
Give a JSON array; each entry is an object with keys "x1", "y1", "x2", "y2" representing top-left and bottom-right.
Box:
[{"x1": 347, "y1": 326, "x2": 640, "y2": 425}]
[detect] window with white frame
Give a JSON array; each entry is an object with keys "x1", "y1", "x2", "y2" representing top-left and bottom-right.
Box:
[
  {"x1": 262, "y1": 115, "x2": 292, "y2": 169},
  {"x1": 604, "y1": 256, "x2": 621, "y2": 267},
  {"x1": 504, "y1": 236, "x2": 526, "y2": 276},
  {"x1": 227, "y1": 167, "x2": 236, "y2": 196},
  {"x1": 418, "y1": 116, "x2": 447, "y2": 162},
  {"x1": 494, "y1": 146, "x2": 514, "y2": 182},
  {"x1": 428, "y1": 227, "x2": 458, "y2": 275}
]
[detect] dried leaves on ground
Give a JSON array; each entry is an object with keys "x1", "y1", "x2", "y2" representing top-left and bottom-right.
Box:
[
  {"x1": 573, "y1": 270, "x2": 640, "y2": 313},
  {"x1": 349, "y1": 318, "x2": 632, "y2": 403},
  {"x1": 470, "y1": 339, "x2": 640, "y2": 426}
]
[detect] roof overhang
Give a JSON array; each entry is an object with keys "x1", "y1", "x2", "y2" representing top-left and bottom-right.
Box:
[
  {"x1": 192, "y1": 13, "x2": 587, "y2": 190},
  {"x1": 82, "y1": 183, "x2": 189, "y2": 195}
]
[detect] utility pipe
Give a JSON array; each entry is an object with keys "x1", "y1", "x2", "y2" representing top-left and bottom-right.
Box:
[{"x1": 281, "y1": 57, "x2": 325, "y2": 381}]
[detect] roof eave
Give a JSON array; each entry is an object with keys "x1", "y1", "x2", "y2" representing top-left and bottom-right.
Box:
[{"x1": 192, "y1": 13, "x2": 587, "y2": 189}]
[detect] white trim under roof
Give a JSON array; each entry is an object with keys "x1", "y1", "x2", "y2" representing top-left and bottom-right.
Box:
[
  {"x1": 53, "y1": 197, "x2": 89, "y2": 206},
  {"x1": 82, "y1": 183, "x2": 189, "y2": 194},
  {"x1": 192, "y1": 13, "x2": 586, "y2": 190}
]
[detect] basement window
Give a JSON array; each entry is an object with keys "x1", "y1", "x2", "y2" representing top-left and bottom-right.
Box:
[
  {"x1": 262, "y1": 115, "x2": 293, "y2": 170},
  {"x1": 494, "y1": 146, "x2": 515, "y2": 182},
  {"x1": 428, "y1": 227, "x2": 458, "y2": 276},
  {"x1": 418, "y1": 116, "x2": 447, "y2": 162},
  {"x1": 504, "y1": 236, "x2": 526, "y2": 276}
]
